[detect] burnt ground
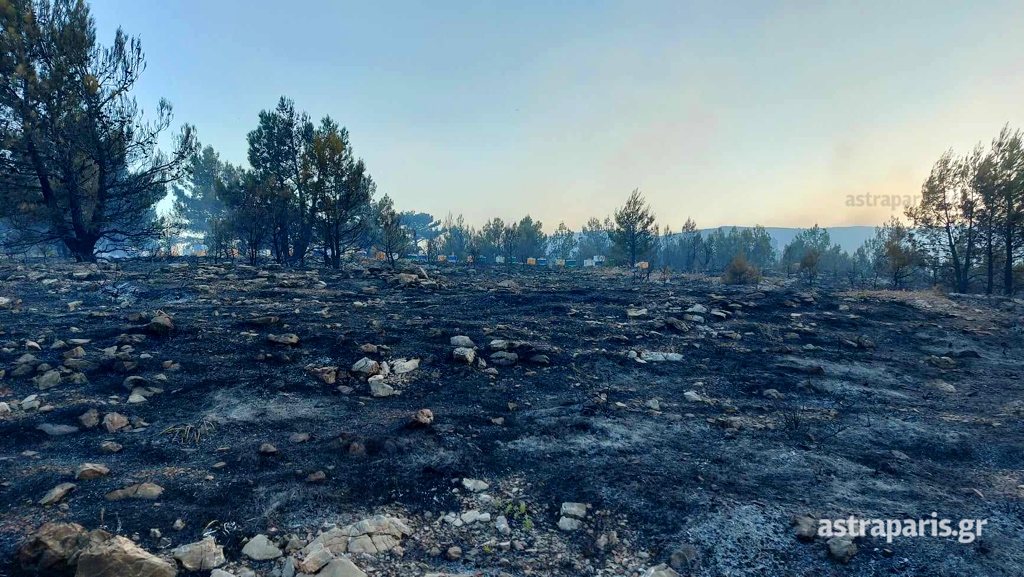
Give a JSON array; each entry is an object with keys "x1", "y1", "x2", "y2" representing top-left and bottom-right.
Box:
[{"x1": 0, "y1": 259, "x2": 1023, "y2": 577}]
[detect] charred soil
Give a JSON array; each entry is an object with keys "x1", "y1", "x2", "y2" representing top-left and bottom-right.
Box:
[{"x1": 1, "y1": 260, "x2": 1023, "y2": 577}]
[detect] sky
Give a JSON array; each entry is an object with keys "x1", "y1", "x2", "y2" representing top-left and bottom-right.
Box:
[{"x1": 89, "y1": 0, "x2": 1024, "y2": 232}]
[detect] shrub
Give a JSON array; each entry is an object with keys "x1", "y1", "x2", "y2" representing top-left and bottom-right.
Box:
[{"x1": 723, "y1": 253, "x2": 761, "y2": 285}]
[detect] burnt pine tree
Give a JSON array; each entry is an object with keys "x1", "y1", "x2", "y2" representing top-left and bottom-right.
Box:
[
  {"x1": 0, "y1": 0, "x2": 197, "y2": 261},
  {"x1": 610, "y1": 189, "x2": 657, "y2": 267}
]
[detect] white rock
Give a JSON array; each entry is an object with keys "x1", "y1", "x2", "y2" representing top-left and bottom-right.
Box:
[
  {"x1": 351, "y1": 357, "x2": 380, "y2": 376},
  {"x1": 684, "y1": 391, "x2": 703, "y2": 402},
  {"x1": 452, "y1": 347, "x2": 476, "y2": 364},
  {"x1": 495, "y1": 515, "x2": 511, "y2": 535},
  {"x1": 34, "y1": 370, "x2": 62, "y2": 390},
  {"x1": 641, "y1": 564, "x2": 681, "y2": 577},
  {"x1": 450, "y1": 335, "x2": 475, "y2": 348},
  {"x1": 297, "y1": 542, "x2": 333, "y2": 574},
  {"x1": 172, "y1": 536, "x2": 225, "y2": 571},
  {"x1": 392, "y1": 358, "x2": 419, "y2": 374},
  {"x1": 369, "y1": 379, "x2": 395, "y2": 398},
  {"x1": 241, "y1": 534, "x2": 281, "y2": 560},
  {"x1": 462, "y1": 478, "x2": 489, "y2": 492},
  {"x1": 317, "y1": 558, "x2": 366, "y2": 577},
  {"x1": 626, "y1": 308, "x2": 648, "y2": 319},
  {"x1": 560, "y1": 502, "x2": 587, "y2": 519},
  {"x1": 558, "y1": 516, "x2": 582, "y2": 531},
  {"x1": 641, "y1": 351, "x2": 683, "y2": 362}
]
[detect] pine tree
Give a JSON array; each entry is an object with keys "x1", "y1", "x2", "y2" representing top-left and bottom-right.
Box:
[{"x1": 610, "y1": 189, "x2": 657, "y2": 267}]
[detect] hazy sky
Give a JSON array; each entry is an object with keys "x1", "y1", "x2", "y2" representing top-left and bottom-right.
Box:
[{"x1": 90, "y1": 0, "x2": 1024, "y2": 232}]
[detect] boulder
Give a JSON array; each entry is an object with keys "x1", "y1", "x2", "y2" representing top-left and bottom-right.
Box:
[
  {"x1": 351, "y1": 357, "x2": 380, "y2": 376},
  {"x1": 147, "y1": 314, "x2": 175, "y2": 336},
  {"x1": 791, "y1": 515, "x2": 818, "y2": 541},
  {"x1": 40, "y1": 483, "x2": 76, "y2": 506},
  {"x1": 560, "y1": 502, "x2": 587, "y2": 519},
  {"x1": 450, "y1": 335, "x2": 475, "y2": 348},
  {"x1": 16, "y1": 522, "x2": 109, "y2": 573},
  {"x1": 241, "y1": 534, "x2": 281, "y2": 561},
  {"x1": 104, "y1": 483, "x2": 164, "y2": 501},
  {"x1": 99, "y1": 441, "x2": 123, "y2": 454},
  {"x1": 452, "y1": 347, "x2": 476, "y2": 364},
  {"x1": 78, "y1": 408, "x2": 100, "y2": 429},
  {"x1": 297, "y1": 542, "x2": 332, "y2": 573},
  {"x1": 76, "y1": 534, "x2": 177, "y2": 577},
  {"x1": 392, "y1": 358, "x2": 419, "y2": 374},
  {"x1": 664, "y1": 317, "x2": 690, "y2": 332},
  {"x1": 557, "y1": 517, "x2": 582, "y2": 531},
  {"x1": 369, "y1": 379, "x2": 395, "y2": 398},
  {"x1": 306, "y1": 365, "x2": 339, "y2": 384},
  {"x1": 317, "y1": 558, "x2": 365, "y2": 577},
  {"x1": 827, "y1": 536, "x2": 857, "y2": 563},
  {"x1": 462, "y1": 478, "x2": 489, "y2": 492},
  {"x1": 102, "y1": 412, "x2": 129, "y2": 433},
  {"x1": 394, "y1": 273, "x2": 418, "y2": 286},
  {"x1": 267, "y1": 333, "x2": 299, "y2": 346},
  {"x1": 172, "y1": 536, "x2": 225, "y2": 571},
  {"x1": 489, "y1": 351, "x2": 518, "y2": 366},
  {"x1": 410, "y1": 408, "x2": 434, "y2": 427},
  {"x1": 75, "y1": 463, "x2": 110, "y2": 480},
  {"x1": 302, "y1": 515, "x2": 412, "y2": 559},
  {"x1": 35, "y1": 370, "x2": 63, "y2": 390},
  {"x1": 626, "y1": 308, "x2": 648, "y2": 319}
]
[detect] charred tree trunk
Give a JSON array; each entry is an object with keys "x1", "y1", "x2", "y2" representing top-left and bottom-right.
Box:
[
  {"x1": 1005, "y1": 220, "x2": 1015, "y2": 296},
  {"x1": 64, "y1": 235, "x2": 99, "y2": 263}
]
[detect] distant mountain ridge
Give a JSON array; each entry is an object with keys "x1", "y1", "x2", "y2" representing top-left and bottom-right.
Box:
[{"x1": 696, "y1": 226, "x2": 876, "y2": 253}]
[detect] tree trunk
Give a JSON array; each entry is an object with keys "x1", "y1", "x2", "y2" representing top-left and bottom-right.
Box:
[
  {"x1": 1005, "y1": 221, "x2": 1015, "y2": 295},
  {"x1": 64, "y1": 236, "x2": 98, "y2": 262},
  {"x1": 986, "y1": 226, "x2": 994, "y2": 295}
]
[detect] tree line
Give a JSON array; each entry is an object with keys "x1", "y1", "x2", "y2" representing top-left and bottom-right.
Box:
[
  {"x1": 1, "y1": 0, "x2": 1021, "y2": 295},
  {"x1": 171, "y1": 98, "x2": 382, "y2": 268}
]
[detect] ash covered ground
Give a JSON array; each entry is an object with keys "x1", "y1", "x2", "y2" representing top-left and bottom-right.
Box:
[{"x1": 1, "y1": 259, "x2": 1023, "y2": 577}]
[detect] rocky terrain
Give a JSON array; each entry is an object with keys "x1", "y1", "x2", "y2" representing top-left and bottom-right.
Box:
[{"x1": 0, "y1": 259, "x2": 1022, "y2": 577}]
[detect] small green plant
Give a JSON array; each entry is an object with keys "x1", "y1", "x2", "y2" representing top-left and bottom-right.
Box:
[{"x1": 522, "y1": 515, "x2": 533, "y2": 532}]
